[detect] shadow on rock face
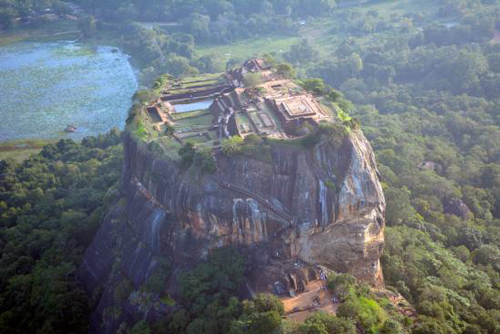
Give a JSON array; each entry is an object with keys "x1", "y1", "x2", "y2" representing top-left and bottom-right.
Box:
[{"x1": 79, "y1": 129, "x2": 385, "y2": 332}]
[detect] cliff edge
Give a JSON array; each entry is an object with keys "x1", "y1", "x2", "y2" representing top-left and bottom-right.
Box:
[{"x1": 78, "y1": 60, "x2": 385, "y2": 332}]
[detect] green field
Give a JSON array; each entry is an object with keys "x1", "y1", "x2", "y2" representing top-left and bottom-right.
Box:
[
  {"x1": 195, "y1": 0, "x2": 444, "y2": 63},
  {"x1": 0, "y1": 148, "x2": 42, "y2": 163},
  {"x1": 171, "y1": 110, "x2": 211, "y2": 121},
  {"x1": 197, "y1": 34, "x2": 300, "y2": 63},
  {"x1": 0, "y1": 138, "x2": 54, "y2": 162},
  {"x1": 174, "y1": 114, "x2": 213, "y2": 132},
  {"x1": 0, "y1": 19, "x2": 79, "y2": 46},
  {"x1": 184, "y1": 136, "x2": 208, "y2": 145},
  {"x1": 180, "y1": 73, "x2": 224, "y2": 83},
  {"x1": 154, "y1": 136, "x2": 182, "y2": 160}
]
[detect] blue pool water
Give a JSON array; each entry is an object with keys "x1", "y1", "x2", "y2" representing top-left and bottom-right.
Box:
[{"x1": 174, "y1": 99, "x2": 214, "y2": 113}]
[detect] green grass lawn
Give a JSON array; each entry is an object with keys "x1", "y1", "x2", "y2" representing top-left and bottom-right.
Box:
[
  {"x1": 248, "y1": 111, "x2": 264, "y2": 128},
  {"x1": 174, "y1": 114, "x2": 213, "y2": 132},
  {"x1": 155, "y1": 136, "x2": 182, "y2": 160},
  {"x1": 205, "y1": 131, "x2": 218, "y2": 140},
  {"x1": 181, "y1": 79, "x2": 221, "y2": 88},
  {"x1": 196, "y1": 34, "x2": 301, "y2": 63},
  {"x1": 232, "y1": 0, "x2": 445, "y2": 58},
  {"x1": 184, "y1": 136, "x2": 208, "y2": 145},
  {"x1": 195, "y1": 0, "x2": 442, "y2": 64},
  {"x1": 0, "y1": 138, "x2": 54, "y2": 163},
  {"x1": 0, "y1": 148, "x2": 42, "y2": 163},
  {"x1": 236, "y1": 113, "x2": 252, "y2": 126},
  {"x1": 0, "y1": 19, "x2": 80, "y2": 46},
  {"x1": 180, "y1": 73, "x2": 224, "y2": 83},
  {"x1": 171, "y1": 110, "x2": 210, "y2": 121},
  {"x1": 259, "y1": 104, "x2": 284, "y2": 132}
]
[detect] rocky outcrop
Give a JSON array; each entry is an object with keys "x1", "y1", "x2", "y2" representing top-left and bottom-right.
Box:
[
  {"x1": 79, "y1": 129, "x2": 385, "y2": 332},
  {"x1": 443, "y1": 197, "x2": 471, "y2": 219}
]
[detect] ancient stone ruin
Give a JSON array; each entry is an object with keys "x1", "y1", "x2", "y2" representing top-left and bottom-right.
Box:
[
  {"x1": 143, "y1": 58, "x2": 333, "y2": 145},
  {"x1": 78, "y1": 59, "x2": 386, "y2": 333}
]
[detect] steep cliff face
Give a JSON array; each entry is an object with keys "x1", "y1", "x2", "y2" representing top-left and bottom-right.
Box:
[{"x1": 79, "y1": 129, "x2": 385, "y2": 332}]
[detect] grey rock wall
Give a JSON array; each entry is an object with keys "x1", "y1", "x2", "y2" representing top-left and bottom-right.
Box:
[{"x1": 79, "y1": 129, "x2": 385, "y2": 332}]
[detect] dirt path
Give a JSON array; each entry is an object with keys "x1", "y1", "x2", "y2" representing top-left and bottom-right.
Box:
[{"x1": 281, "y1": 280, "x2": 340, "y2": 322}]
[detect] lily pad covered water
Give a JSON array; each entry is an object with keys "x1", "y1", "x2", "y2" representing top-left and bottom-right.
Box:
[{"x1": 0, "y1": 41, "x2": 137, "y2": 141}]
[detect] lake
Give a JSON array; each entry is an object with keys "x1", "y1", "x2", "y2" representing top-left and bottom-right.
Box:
[{"x1": 0, "y1": 41, "x2": 137, "y2": 141}]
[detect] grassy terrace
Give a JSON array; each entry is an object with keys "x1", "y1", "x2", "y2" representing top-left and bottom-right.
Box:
[
  {"x1": 130, "y1": 72, "x2": 223, "y2": 159},
  {"x1": 179, "y1": 73, "x2": 224, "y2": 84},
  {"x1": 170, "y1": 110, "x2": 210, "y2": 121},
  {"x1": 0, "y1": 19, "x2": 80, "y2": 46},
  {"x1": 180, "y1": 79, "x2": 221, "y2": 88},
  {"x1": 235, "y1": 113, "x2": 253, "y2": 132},
  {"x1": 197, "y1": 34, "x2": 300, "y2": 64},
  {"x1": 164, "y1": 72, "x2": 226, "y2": 96},
  {"x1": 170, "y1": 73, "x2": 225, "y2": 88},
  {"x1": 132, "y1": 63, "x2": 345, "y2": 164},
  {"x1": 174, "y1": 114, "x2": 213, "y2": 132}
]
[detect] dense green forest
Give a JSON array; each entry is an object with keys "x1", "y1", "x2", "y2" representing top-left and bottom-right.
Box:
[
  {"x1": 72, "y1": 0, "x2": 337, "y2": 23},
  {"x1": 0, "y1": 130, "x2": 122, "y2": 333},
  {"x1": 300, "y1": 1, "x2": 500, "y2": 334},
  {"x1": 137, "y1": 247, "x2": 406, "y2": 334},
  {"x1": 0, "y1": 0, "x2": 72, "y2": 30},
  {"x1": 1, "y1": 0, "x2": 500, "y2": 333},
  {"x1": 301, "y1": 2, "x2": 500, "y2": 334}
]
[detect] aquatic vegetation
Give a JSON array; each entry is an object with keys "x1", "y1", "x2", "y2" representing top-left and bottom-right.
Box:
[{"x1": 0, "y1": 41, "x2": 137, "y2": 141}]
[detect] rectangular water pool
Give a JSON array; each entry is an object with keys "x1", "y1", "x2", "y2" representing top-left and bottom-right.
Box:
[{"x1": 174, "y1": 99, "x2": 213, "y2": 113}]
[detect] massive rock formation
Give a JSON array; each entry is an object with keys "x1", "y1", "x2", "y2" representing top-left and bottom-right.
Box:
[{"x1": 79, "y1": 126, "x2": 385, "y2": 332}]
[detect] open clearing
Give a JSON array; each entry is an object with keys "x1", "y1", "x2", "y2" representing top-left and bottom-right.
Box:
[
  {"x1": 0, "y1": 19, "x2": 79, "y2": 46},
  {"x1": 0, "y1": 139, "x2": 53, "y2": 162},
  {"x1": 196, "y1": 0, "x2": 443, "y2": 62},
  {"x1": 281, "y1": 280, "x2": 339, "y2": 322},
  {"x1": 196, "y1": 34, "x2": 300, "y2": 63}
]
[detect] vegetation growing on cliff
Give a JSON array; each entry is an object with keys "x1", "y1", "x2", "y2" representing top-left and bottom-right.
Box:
[
  {"x1": 178, "y1": 142, "x2": 217, "y2": 174},
  {"x1": 2, "y1": 0, "x2": 500, "y2": 333},
  {"x1": 291, "y1": 1, "x2": 500, "y2": 333},
  {"x1": 115, "y1": 0, "x2": 500, "y2": 331},
  {"x1": 221, "y1": 136, "x2": 245, "y2": 156}
]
